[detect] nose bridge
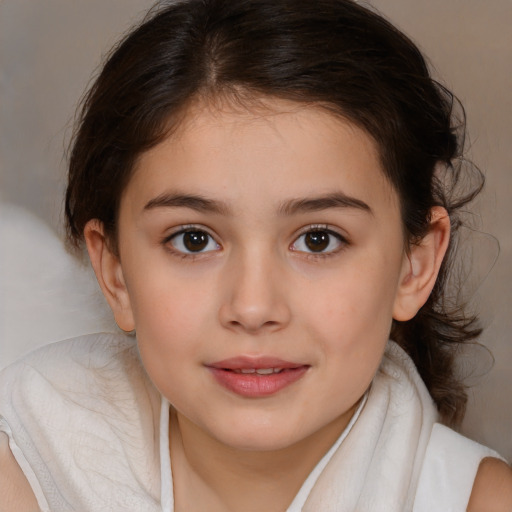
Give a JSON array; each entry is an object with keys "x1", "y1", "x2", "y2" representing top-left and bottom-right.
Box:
[{"x1": 219, "y1": 243, "x2": 290, "y2": 333}]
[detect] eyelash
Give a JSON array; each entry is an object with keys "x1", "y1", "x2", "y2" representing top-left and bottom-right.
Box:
[
  {"x1": 161, "y1": 224, "x2": 349, "y2": 260},
  {"x1": 162, "y1": 225, "x2": 220, "y2": 259},
  {"x1": 291, "y1": 224, "x2": 349, "y2": 259}
]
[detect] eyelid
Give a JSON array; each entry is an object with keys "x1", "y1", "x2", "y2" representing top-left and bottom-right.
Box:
[
  {"x1": 290, "y1": 224, "x2": 349, "y2": 256},
  {"x1": 160, "y1": 223, "x2": 349, "y2": 259},
  {"x1": 162, "y1": 224, "x2": 217, "y2": 240},
  {"x1": 161, "y1": 224, "x2": 222, "y2": 256},
  {"x1": 294, "y1": 224, "x2": 348, "y2": 241}
]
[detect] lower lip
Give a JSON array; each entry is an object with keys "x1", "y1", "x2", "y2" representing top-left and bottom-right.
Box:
[{"x1": 208, "y1": 367, "x2": 309, "y2": 398}]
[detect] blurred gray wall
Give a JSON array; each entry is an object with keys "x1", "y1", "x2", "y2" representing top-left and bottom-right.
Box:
[{"x1": 1, "y1": 1, "x2": 511, "y2": 458}]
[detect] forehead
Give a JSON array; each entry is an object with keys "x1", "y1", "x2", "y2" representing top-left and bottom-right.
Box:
[{"x1": 126, "y1": 96, "x2": 399, "y2": 216}]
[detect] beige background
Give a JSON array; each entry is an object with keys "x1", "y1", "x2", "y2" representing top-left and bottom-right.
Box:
[{"x1": 0, "y1": 1, "x2": 511, "y2": 459}]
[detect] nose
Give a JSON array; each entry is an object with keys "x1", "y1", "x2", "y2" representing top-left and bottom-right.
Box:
[{"x1": 218, "y1": 248, "x2": 291, "y2": 334}]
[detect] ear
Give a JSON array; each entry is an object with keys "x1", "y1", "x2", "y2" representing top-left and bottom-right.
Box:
[
  {"x1": 393, "y1": 206, "x2": 451, "y2": 321},
  {"x1": 84, "y1": 220, "x2": 135, "y2": 332}
]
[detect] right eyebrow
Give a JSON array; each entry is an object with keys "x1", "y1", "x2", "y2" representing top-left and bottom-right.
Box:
[{"x1": 143, "y1": 192, "x2": 231, "y2": 215}]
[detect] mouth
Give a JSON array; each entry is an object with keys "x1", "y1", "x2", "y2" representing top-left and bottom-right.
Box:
[
  {"x1": 229, "y1": 367, "x2": 286, "y2": 374},
  {"x1": 206, "y1": 357, "x2": 310, "y2": 397}
]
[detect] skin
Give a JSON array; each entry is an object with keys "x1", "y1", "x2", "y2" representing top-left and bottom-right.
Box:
[
  {"x1": 467, "y1": 457, "x2": 512, "y2": 511},
  {"x1": 85, "y1": 97, "x2": 453, "y2": 511},
  {"x1": 3, "y1": 96, "x2": 506, "y2": 511},
  {"x1": 0, "y1": 433, "x2": 40, "y2": 512},
  {"x1": 0, "y1": 97, "x2": 509, "y2": 511}
]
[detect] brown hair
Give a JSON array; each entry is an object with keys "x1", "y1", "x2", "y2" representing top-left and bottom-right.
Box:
[{"x1": 66, "y1": 0, "x2": 483, "y2": 425}]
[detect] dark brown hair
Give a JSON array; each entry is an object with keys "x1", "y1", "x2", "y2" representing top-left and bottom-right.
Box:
[{"x1": 66, "y1": 0, "x2": 483, "y2": 424}]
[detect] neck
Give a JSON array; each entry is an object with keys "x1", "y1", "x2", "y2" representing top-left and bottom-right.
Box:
[{"x1": 169, "y1": 403, "x2": 359, "y2": 512}]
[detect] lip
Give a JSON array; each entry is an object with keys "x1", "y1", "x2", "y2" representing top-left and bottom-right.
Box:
[{"x1": 206, "y1": 356, "x2": 310, "y2": 398}]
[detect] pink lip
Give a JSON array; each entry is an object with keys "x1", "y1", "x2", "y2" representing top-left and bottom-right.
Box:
[
  {"x1": 209, "y1": 356, "x2": 304, "y2": 370},
  {"x1": 206, "y1": 356, "x2": 309, "y2": 398}
]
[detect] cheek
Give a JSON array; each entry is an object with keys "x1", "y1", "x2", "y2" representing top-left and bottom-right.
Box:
[
  {"x1": 130, "y1": 277, "x2": 213, "y2": 400},
  {"x1": 301, "y1": 260, "x2": 400, "y2": 338},
  {"x1": 124, "y1": 268, "x2": 218, "y2": 372},
  {"x1": 127, "y1": 257, "x2": 214, "y2": 323}
]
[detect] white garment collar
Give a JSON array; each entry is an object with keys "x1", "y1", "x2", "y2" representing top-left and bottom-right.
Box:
[{"x1": 158, "y1": 391, "x2": 368, "y2": 511}]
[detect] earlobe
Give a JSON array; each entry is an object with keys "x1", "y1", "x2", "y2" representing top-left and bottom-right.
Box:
[
  {"x1": 84, "y1": 220, "x2": 135, "y2": 332},
  {"x1": 393, "y1": 207, "x2": 451, "y2": 321}
]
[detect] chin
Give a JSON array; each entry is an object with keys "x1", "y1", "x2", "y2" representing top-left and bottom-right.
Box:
[
  {"x1": 207, "y1": 416, "x2": 309, "y2": 453},
  {"x1": 222, "y1": 433, "x2": 299, "y2": 453}
]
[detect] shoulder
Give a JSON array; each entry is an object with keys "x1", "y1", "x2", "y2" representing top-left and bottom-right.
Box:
[
  {"x1": 0, "y1": 333, "x2": 162, "y2": 510},
  {"x1": 1, "y1": 331, "x2": 135, "y2": 404},
  {"x1": 467, "y1": 457, "x2": 512, "y2": 511},
  {"x1": 0, "y1": 432, "x2": 39, "y2": 512},
  {"x1": 414, "y1": 424, "x2": 509, "y2": 512},
  {"x1": 0, "y1": 332, "x2": 152, "y2": 441},
  {"x1": 0, "y1": 331, "x2": 137, "y2": 387}
]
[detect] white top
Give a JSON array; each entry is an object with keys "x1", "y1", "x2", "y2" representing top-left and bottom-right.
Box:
[{"x1": 0, "y1": 333, "x2": 503, "y2": 511}]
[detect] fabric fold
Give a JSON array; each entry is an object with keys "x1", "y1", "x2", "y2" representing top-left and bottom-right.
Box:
[
  {"x1": 0, "y1": 334, "x2": 504, "y2": 511},
  {"x1": 302, "y1": 341, "x2": 438, "y2": 511},
  {"x1": 0, "y1": 333, "x2": 162, "y2": 511}
]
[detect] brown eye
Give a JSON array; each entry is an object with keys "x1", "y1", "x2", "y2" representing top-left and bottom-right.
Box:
[
  {"x1": 184, "y1": 231, "x2": 208, "y2": 251},
  {"x1": 291, "y1": 228, "x2": 345, "y2": 254},
  {"x1": 304, "y1": 231, "x2": 330, "y2": 252},
  {"x1": 170, "y1": 229, "x2": 219, "y2": 254}
]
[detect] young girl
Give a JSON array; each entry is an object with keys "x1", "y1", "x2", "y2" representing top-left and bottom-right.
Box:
[{"x1": 1, "y1": 0, "x2": 511, "y2": 510}]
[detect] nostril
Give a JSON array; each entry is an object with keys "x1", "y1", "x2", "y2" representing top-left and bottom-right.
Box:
[
  {"x1": 218, "y1": 289, "x2": 291, "y2": 333},
  {"x1": 227, "y1": 318, "x2": 282, "y2": 333}
]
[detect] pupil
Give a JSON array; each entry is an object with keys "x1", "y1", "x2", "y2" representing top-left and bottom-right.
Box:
[
  {"x1": 184, "y1": 231, "x2": 208, "y2": 251},
  {"x1": 305, "y1": 231, "x2": 329, "y2": 252}
]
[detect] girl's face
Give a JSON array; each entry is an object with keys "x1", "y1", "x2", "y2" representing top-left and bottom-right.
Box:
[{"x1": 109, "y1": 98, "x2": 414, "y2": 451}]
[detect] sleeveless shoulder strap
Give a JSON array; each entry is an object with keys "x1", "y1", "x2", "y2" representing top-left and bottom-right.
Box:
[{"x1": 413, "y1": 423, "x2": 503, "y2": 512}]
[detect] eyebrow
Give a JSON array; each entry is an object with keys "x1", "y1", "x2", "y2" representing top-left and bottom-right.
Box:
[
  {"x1": 143, "y1": 191, "x2": 372, "y2": 216},
  {"x1": 144, "y1": 193, "x2": 231, "y2": 215},
  {"x1": 278, "y1": 192, "x2": 372, "y2": 216}
]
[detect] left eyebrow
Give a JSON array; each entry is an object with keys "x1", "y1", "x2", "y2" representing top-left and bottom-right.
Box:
[{"x1": 278, "y1": 192, "x2": 373, "y2": 216}]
